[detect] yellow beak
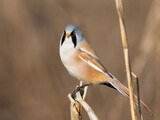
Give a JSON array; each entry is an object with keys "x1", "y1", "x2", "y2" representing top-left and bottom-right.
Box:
[{"x1": 66, "y1": 33, "x2": 71, "y2": 38}]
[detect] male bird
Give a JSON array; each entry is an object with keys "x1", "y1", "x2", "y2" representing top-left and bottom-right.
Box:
[{"x1": 59, "y1": 24, "x2": 152, "y2": 114}]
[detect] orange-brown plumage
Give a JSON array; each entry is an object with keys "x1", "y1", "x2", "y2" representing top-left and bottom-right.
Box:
[{"x1": 72, "y1": 40, "x2": 110, "y2": 84}]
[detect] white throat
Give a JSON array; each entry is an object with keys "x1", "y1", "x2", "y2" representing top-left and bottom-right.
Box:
[{"x1": 60, "y1": 37, "x2": 75, "y2": 56}]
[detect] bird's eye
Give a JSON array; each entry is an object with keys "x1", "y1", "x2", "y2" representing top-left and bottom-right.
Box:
[
  {"x1": 61, "y1": 31, "x2": 66, "y2": 46},
  {"x1": 71, "y1": 31, "x2": 77, "y2": 48}
]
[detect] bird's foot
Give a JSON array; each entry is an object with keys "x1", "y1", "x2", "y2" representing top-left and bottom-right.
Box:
[{"x1": 71, "y1": 84, "x2": 89, "y2": 100}]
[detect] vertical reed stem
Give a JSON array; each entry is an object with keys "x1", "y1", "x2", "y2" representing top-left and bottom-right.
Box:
[{"x1": 115, "y1": 0, "x2": 137, "y2": 120}]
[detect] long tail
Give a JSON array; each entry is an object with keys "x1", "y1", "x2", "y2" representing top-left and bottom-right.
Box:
[{"x1": 104, "y1": 78, "x2": 153, "y2": 115}]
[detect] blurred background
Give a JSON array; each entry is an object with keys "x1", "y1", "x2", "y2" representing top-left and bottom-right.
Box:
[{"x1": 0, "y1": 0, "x2": 159, "y2": 120}]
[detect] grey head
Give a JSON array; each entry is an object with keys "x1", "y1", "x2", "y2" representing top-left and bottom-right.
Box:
[{"x1": 60, "y1": 24, "x2": 84, "y2": 49}]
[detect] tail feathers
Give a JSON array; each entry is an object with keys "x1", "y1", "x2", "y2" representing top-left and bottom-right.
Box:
[
  {"x1": 109, "y1": 81, "x2": 128, "y2": 96},
  {"x1": 108, "y1": 79, "x2": 153, "y2": 115}
]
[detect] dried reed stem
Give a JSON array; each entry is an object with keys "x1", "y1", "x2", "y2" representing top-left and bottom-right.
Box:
[
  {"x1": 68, "y1": 89, "x2": 98, "y2": 120},
  {"x1": 131, "y1": 72, "x2": 143, "y2": 120},
  {"x1": 69, "y1": 82, "x2": 89, "y2": 120},
  {"x1": 69, "y1": 93, "x2": 81, "y2": 120},
  {"x1": 115, "y1": 0, "x2": 137, "y2": 120}
]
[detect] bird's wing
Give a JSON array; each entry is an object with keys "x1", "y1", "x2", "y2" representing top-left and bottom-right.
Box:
[{"x1": 78, "y1": 40, "x2": 113, "y2": 78}]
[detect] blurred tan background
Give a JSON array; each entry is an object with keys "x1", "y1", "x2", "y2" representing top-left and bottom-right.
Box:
[{"x1": 0, "y1": 0, "x2": 159, "y2": 120}]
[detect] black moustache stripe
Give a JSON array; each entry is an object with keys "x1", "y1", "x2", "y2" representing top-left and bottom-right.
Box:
[
  {"x1": 61, "y1": 31, "x2": 66, "y2": 46},
  {"x1": 71, "y1": 31, "x2": 77, "y2": 48}
]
